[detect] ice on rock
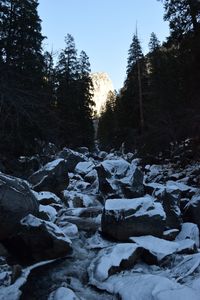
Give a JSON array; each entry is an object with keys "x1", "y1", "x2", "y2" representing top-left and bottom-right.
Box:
[{"x1": 171, "y1": 253, "x2": 200, "y2": 280}]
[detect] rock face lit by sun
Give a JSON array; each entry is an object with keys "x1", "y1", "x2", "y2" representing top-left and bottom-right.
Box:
[{"x1": 90, "y1": 72, "x2": 114, "y2": 115}]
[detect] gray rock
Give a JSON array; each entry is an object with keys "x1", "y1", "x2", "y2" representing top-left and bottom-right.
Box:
[
  {"x1": 18, "y1": 214, "x2": 72, "y2": 263},
  {"x1": 101, "y1": 196, "x2": 166, "y2": 241},
  {"x1": 57, "y1": 148, "x2": 87, "y2": 172},
  {"x1": 119, "y1": 162, "x2": 144, "y2": 198},
  {"x1": 28, "y1": 159, "x2": 69, "y2": 195},
  {"x1": 88, "y1": 244, "x2": 142, "y2": 284},
  {"x1": 0, "y1": 173, "x2": 39, "y2": 240},
  {"x1": 183, "y1": 193, "x2": 200, "y2": 230}
]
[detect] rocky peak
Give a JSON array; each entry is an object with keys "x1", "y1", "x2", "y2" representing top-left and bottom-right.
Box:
[{"x1": 90, "y1": 72, "x2": 114, "y2": 115}]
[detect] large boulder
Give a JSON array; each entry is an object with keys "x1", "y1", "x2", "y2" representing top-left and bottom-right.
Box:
[
  {"x1": 96, "y1": 159, "x2": 144, "y2": 198},
  {"x1": 160, "y1": 189, "x2": 182, "y2": 230},
  {"x1": 0, "y1": 173, "x2": 39, "y2": 240},
  {"x1": 4, "y1": 214, "x2": 72, "y2": 264},
  {"x1": 101, "y1": 195, "x2": 166, "y2": 241},
  {"x1": 119, "y1": 162, "x2": 144, "y2": 198},
  {"x1": 28, "y1": 159, "x2": 69, "y2": 195}
]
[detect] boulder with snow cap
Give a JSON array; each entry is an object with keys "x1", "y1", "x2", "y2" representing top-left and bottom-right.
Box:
[
  {"x1": 28, "y1": 159, "x2": 69, "y2": 195},
  {"x1": 101, "y1": 195, "x2": 166, "y2": 241},
  {"x1": 88, "y1": 243, "x2": 142, "y2": 284},
  {"x1": 18, "y1": 214, "x2": 72, "y2": 263},
  {"x1": 119, "y1": 162, "x2": 144, "y2": 198}
]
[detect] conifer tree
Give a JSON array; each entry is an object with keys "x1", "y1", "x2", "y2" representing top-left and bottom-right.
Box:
[{"x1": 0, "y1": 0, "x2": 45, "y2": 156}]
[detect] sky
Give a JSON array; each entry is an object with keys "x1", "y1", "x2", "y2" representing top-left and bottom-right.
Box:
[{"x1": 38, "y1": 0, "x2": 169, "y2": 91}]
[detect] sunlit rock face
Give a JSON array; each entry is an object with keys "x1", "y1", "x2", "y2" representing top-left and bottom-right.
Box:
[{"x1": 90, "y1": 72, "x2": 114, "y2": 115}]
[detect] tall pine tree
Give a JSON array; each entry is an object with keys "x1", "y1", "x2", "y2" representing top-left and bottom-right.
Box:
[{"x1": 0, "y1": 0, "x2": 45, "y2": 156}]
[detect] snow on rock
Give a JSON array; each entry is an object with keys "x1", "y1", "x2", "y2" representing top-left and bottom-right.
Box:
[
  {"x1": 119, "y1": 161, "x2": 144, "y2": 197},
  {"x1": 28, "y1": 158, "x2": 69, "y2": 195},
  {"x1": 88, "y1": 244, "x2": 141, "y2": 284},
  {"x1": 176, "y1": 239, "x2": 197, "y2": 254},
  {"x1": 63, "y1": 191, "x2": 96, "y2": 208},
  {"x1": 130, "y1": 235, "x2": 179, "y2": 262},
  {"x1": 166, "y1": 180, "x2": 196, "y2": 196},
  {"x1": 163, "y1": 229, "x2": 179, "y2": 241},
  {"x1": 102, "y1": 196, "x2": 166, "y2": 241},
  {"x1": 42, "y1": 159, "x2": 64, "y2": 172},
  {"x1": 48, "y1": 287, "x2": 80, "y2": 300},
  {"x1": 33, "y1": 191, "x2": 61, "y2": 205},
  {"x1": 191, "y1": 277, "x2": 200, "y2": 293},
  {"x1": 85, "y1": 232, "x2": 115, "y2": 250},
  {"x1": 104, "y1": 196, "x2": 165, "y2": 217},
  {"x1": 94, "y1": 273, "x2": 199, "y2": 300},
  {"x1": 0, "y1": 260, "x2": 54, "y2": 300},
  {"x1": 184, "y1": 193, "x2": 200, "y2": 229},
  {"x1": 100, "y1": 159, "x2": 130, "y2": 178},
  {"x1": 175, "y1": 222, "x2": 199, "y2": 248},
  {"x1": 39, "y1": 204, "x2": 57, "y2": 222},
  {"x1": 75, "y1": 161, "x2": 95, "y2": 176},
  {"x1": 19, "y1": 214, "x2": 72, "y2": 262}
]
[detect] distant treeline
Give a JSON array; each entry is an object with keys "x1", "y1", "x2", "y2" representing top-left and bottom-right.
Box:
[
  {"x1": 0, "y1": 0, "x2": 95, "y2": 157},
  {"x1": 98, "y1": 0, "x2": 200, "y2": 156}
]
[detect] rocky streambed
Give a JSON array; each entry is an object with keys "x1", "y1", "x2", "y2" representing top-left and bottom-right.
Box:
[{"x1": 1, "y1": 147, "x2": 200, "y2": 299}]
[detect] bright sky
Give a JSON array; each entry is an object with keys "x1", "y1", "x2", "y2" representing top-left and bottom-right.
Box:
[{"x1": 38, "y1": 0, "x2": 169, "y2": 91}]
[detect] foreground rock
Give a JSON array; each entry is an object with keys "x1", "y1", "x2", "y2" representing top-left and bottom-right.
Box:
[
  {"x1": 101, "y1": 195, "x2": 166, "y2": 241},
  {"x1": 28, "y1": 159, "x2": 69, "y2": 196},
  {"x1": 4, "y1": 214, "x2": 72, "y2": 264},
  {"x1": 0, "y1": 173, "x2": 39, "y2": 240}
]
